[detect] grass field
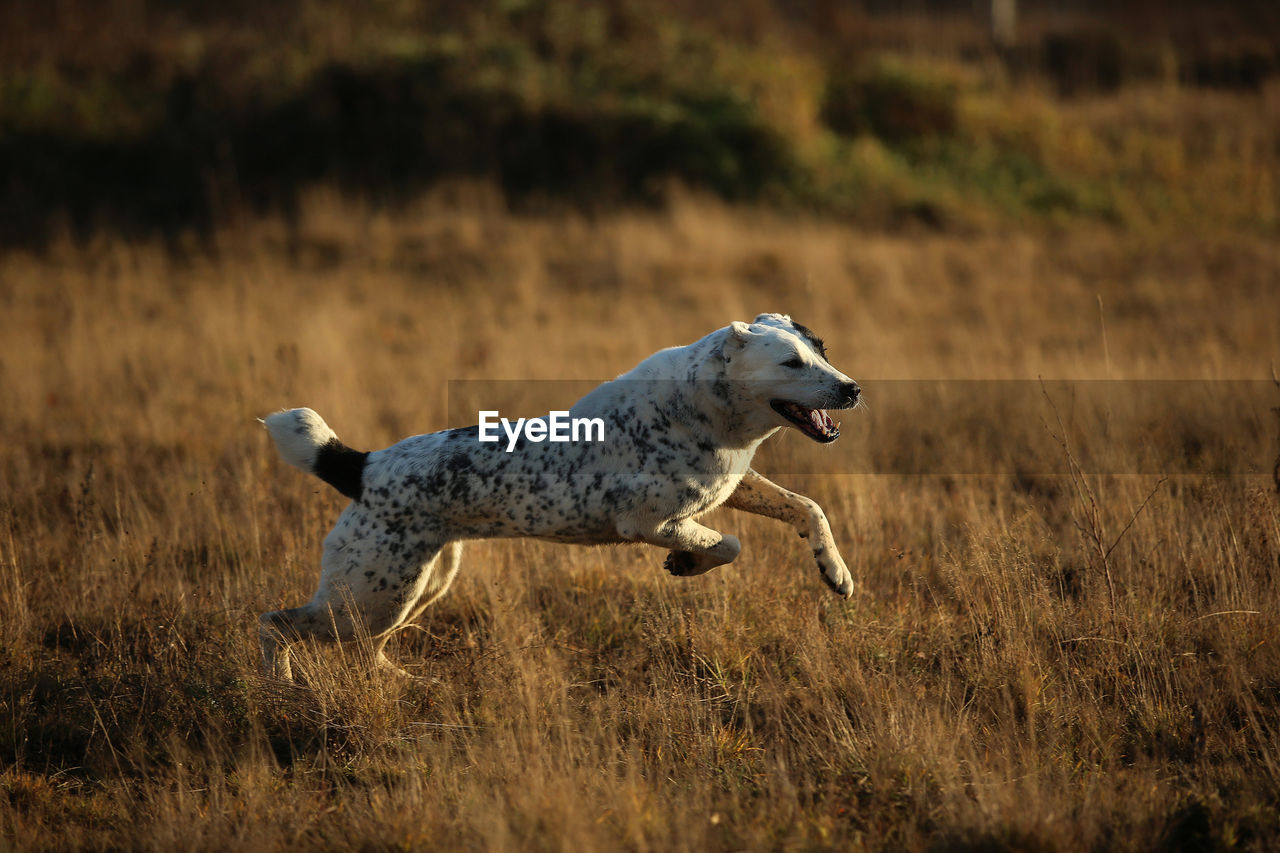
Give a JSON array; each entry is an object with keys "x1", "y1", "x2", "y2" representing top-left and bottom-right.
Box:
[{"x1": 1, "y1": 186, "x2": 1278, "y2": 849}]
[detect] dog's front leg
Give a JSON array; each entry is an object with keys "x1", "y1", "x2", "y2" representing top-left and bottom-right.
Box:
[
  {"x1": 617, "y1": 517, "x2": 741, "y2": 578},
  {"x1": 723, "y1": 468, "x2": 854, "y2": 597}
]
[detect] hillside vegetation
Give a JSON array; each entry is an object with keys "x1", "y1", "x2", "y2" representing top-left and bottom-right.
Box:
[{"x1": 3, "y1": 0, "x2": 1279, "y2": 242}]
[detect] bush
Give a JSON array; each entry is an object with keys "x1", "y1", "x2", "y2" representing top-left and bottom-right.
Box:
[
  {"x1": 1042, "y1": 31, "x2": 1127, "y2": 96},
  {"x1": 821, "y1": 56, "x2": 958, "y2": 144},
  {"x1": 0, "y1": 52, "x2": 796, "y2": 246}
]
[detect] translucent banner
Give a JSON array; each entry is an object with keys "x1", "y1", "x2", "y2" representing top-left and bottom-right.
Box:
[{"x1": 445, "y1": 380, "x2": 1278, "y2": 476}]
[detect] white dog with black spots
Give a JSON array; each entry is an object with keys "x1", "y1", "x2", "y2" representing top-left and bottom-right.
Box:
[{"x1": 259, "y1": 313, "x2": 861, "y2": 681}]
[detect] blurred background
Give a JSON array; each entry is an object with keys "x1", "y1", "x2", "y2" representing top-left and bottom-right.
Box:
[{"x1": 3, "y1": 0, "x2": 1279, "y2": 244}]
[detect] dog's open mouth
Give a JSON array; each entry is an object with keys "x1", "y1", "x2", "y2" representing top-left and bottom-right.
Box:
[{"x1": 770, "y1": 400, "x2": 840, "y2": 443}]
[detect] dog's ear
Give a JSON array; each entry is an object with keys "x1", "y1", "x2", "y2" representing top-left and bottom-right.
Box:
[
  {"x1": 753, "y1": 313, "x2": 790, "y2": 326},
  {"x1": 726, "y1": 321, "x2": 755, "y2": 348}
]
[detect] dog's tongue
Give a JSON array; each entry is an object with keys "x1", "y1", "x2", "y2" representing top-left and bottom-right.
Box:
[{"x1": 809, "y1": 408, "x2": 840, "y2": 435}]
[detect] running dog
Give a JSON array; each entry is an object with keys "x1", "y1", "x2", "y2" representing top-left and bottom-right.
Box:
[{"x1": 259, "y1": 313, "x2": 861, "y2": 680}]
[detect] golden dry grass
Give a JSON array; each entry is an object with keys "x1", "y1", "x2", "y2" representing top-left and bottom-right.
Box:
[{"x1": 1, "y1": 189, "x2": 1279, "y2": 850}]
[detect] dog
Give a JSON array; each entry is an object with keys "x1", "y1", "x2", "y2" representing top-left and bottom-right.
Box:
[{"x1": 259, "y1": 313, "x2": 861, "y2": 680}]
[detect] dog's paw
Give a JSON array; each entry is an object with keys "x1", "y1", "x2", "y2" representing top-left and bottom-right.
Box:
[
  {"x1": 664, "y1": 536, "x2": 738, "y2": 577},
  {"x1": 664, "y1": 550, "x2": 702, "y2": 576},
  {"x1": 818, "y1": 566, "x2": 855, "y2": 598},
  {"x1": 374, "y1": 653, "x2": 415, "y2": 681},
  {"x1": 814, "y1": 546, "x2": 855, "y2": 598}
]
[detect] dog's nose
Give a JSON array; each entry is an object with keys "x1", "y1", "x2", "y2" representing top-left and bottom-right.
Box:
[{"x1": 841, "y1": 381, "x2": 861, "y2": 405}]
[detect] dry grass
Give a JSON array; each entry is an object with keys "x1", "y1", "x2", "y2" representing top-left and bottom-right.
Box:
[{"x1": 2, "y1": 189, "x2": 1279, "y2": 850}]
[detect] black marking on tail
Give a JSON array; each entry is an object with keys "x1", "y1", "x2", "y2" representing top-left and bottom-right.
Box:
[{"x1": 314, "y1": 439, "x2": 369, "y2": 501}]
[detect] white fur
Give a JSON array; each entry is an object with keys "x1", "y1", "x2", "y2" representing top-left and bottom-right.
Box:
[{"x1": 262, "y1": 408, "x2": 339, "y2": 473}]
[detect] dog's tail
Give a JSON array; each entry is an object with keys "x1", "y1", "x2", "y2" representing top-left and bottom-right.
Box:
[{"x1": 261, "y1": 408, "x2": 368, "y2": 501}]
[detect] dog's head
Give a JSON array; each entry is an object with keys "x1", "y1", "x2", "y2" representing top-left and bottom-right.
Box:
[{"x1": 722, "y1": 313, "x2": 860, "y2": 443}]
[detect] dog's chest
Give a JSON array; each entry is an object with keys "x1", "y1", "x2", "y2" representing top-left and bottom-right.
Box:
[
  {"x1": 693, "y1": 473, "x2": 744, "y2": 514},
  {"x1": 668, "y1": 449, "x2": 753, "y2": 518}
]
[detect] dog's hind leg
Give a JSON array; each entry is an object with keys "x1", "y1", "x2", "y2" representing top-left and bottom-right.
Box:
[
  {"x1": 260, "y1": 526, "x2": 447, "y2": 681},
  {"x1": 618, "y1": 516, "x2": 742, "y2": 578},
  {"x1": 370, "y1": 541, "x2": 464, "y2": 675},
  {"x1": 400, "y1": 541, "x2": 464, "y2": 627},
  {"x1": 723, "y1": 468, "x2": 854, "y2": 597},
  {"x1": 259, "y1": 608, "x2": 294, "y2": 681},
  {"x1": 258, "y1": 603, "x2": 334, "y2": 682}
]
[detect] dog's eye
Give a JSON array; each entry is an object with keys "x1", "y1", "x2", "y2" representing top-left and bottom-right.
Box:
[{"x1": 782, "y1": 357, "x2": 804, "y2": 368}]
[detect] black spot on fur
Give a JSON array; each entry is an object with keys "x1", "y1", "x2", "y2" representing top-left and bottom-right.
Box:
[
  {"x1": 314, "y1": 438, "x2": 369, "y2": 501},
  {"x1": 790, "y1": 320, "x2": 828, "y2": 361}
]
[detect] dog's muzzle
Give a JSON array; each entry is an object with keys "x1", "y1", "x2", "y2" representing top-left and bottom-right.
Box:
[{"x1": 840, "y1": 381, "x2": 861, "y2": 408}]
